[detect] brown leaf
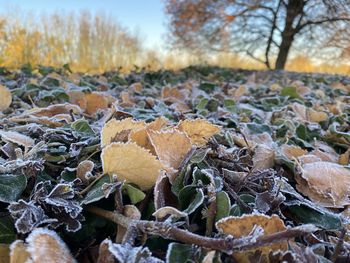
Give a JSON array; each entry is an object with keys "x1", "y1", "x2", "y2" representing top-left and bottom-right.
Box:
[
  {"x1": 0, "y1": 85, "x2": 12, "y2": 112},
  {"x1": 101, "y1": 142, "x2": 163, "y2": 190},
  {"x1": 296, "y1": 161, "x2": 350, "y2": 208},
  {"x1": 252, "y1": 144, "x2": 275, "y2": 171},
  {"x1": 85, "y1": 92, "x2": 109, "y2": 115}
]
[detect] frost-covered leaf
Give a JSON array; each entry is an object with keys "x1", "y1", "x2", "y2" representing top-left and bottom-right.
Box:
[
  {"x1": 0, "y1": 131, "x2": 35, "y2": 148},
  {"x1": 101, "y1": 142, "x2": 164, "y2": 190},
  {"x1": 216, "y1": 214, "x2": 287, "y2": 263},
  {"x1": 0, "y1": 85, "x2": 12, "y2": 111},
  {"x1": 0, "y1": 217, "x2": 16, "y2": 244},
  {"x1": 9, "y1": 240, "x2": 30, "y2": 263},
  {"x1": 177, "y1": 119, "x2": 221, "y2": 146},
  {"x1": 108, "y1": 242, "x2": 163, "y2": 263},
  {"x1": 0, "y1": 174, "x2": 27, "y2": 203},
  {"x1": 26, "y1": 228, "x2": 75, "y2": 263},
  {"x1": 148, "y1": 129, "x2": 192, "y2": 170},
  {"x1": 101, "y1": 118, "x2": 146, "y2": 147},
  {"x1": 8, "y1": 200, "x2": 56, "y2": 234},
  {"x1": 296, "y1": 162, "x2": 350, "y2": 208},
  {"x1": 81, "y1": 175, "x2": 111, "y2": 205}
]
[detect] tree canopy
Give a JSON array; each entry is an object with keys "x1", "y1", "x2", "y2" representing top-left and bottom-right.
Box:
[{"x1": 165, "y1": 0, "x2": 350, "y2": 69}]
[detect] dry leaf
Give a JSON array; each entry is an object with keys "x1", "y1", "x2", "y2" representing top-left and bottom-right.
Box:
[
  {"x1": 101, "y1": 118, "x2": 146, "y2": 147},
  {"x1": 10, "y1": 240, "x2": 30, "y2": 263},
  {"x1": 0, "y1": 85, "x2": 12, "y2": 111},
  {"x1": 85, "y1": 92, "x2": 109, "y2": 115},
  {"x1": 26, "y1": 228, "x2": 75, "y2": 263},
  {"x1": 101, "y1": 142, "x2": 163, "y2": 190},
  {"x1": 339, "y1": 148, "x2": 350, "y2": 165},
  {"x1": 0, "y1": 244, "x2": 9, "y2": 263},
  {"x1": 148, "y1": 129, "x2": 192, "y2": 171},
  {"x1": 216, "y1": 214, "x2": 287, "y2": 263},
  {"x1": 76, "y1": 160, "x2": 94, "y2": 183},
  {"x1": 252, "y1": 144, "x2": 275, "y2": 171},
  {"x1": 280, "y1": 144, "x2": 307, "y2": 160},
  {"x1": 129, "y1": 117, "x2": 168, "y2": 153},
  {"x1": 67, "y1": 91, "x2": 87, "y2": 110},
  {"x1": 0, "y1": 131, "x2": 35, "y2": 148},
  {"x1": 296, "y1": 161, "x2": 350, "y2": 207},
  {"x1": 28, "y1": 103, "x2": 82, "y2": 117},
  {"x1": 177, "y1": 119, "x2": 221, "y2": 146}
]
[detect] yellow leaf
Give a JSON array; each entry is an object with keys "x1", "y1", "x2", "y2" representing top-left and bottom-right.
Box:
[
  {"x1": 101, "y1": 118, "x2": 146, "y2": 147},
  {"x1": 148, "y1": 129, "x2": 192, "y2": 171},
  {"x1": 216, "y1": 214, "x2": 287, "y2": 263},
  {"x1": 26, "y1": 228, "x2": 75, "y2": 263},
  {"x1": 101, "y1": 142, "x2": 163, "y2": 190},
  {"x1": 10, "y1": 241, "x2": 30, "y2": 263},
  {"x1": 0, "y1": 85, "x2": 12, "y2": 112},
  {"x1": 129, "y1": 117, "x2": 168, "y2": 153},
  {"x1": 296, "y1": 161, "x2": 350, "y2": 208},
  {"x1": 177, "y1": 119, "x2": 221, "y2": 146}
]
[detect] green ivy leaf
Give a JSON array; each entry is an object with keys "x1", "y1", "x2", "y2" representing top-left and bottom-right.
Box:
[
  {"x1": 82, "y1": 175, "x2": 110, "y2": 205},
  {"x1": 0, "y1": 174, "x2": 27, "y2": 203},
  {"x1": 215, "y1": 191, "x2": 231, "y2": 222},
  {"x1": 0, "y1": 217, "x2": 16, "y2": 244},
  {"x1": 123, "y1": 183, "x2": 146, "y2": 204}
]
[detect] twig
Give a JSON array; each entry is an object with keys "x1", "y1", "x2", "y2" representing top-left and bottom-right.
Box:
[
  {"x1": 86, "y1": 206, "x2": 317, "y2": 254},
  {"x1": 331, "y1": 228, "x2": 346, "y2": 262}
]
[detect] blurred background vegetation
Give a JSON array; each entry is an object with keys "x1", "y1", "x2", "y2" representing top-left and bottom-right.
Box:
[{"x1": 0, "y1": 9, "x2": 349, "y2": 74}]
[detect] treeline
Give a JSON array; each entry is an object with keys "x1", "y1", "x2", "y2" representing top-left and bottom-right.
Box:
[{"x1": 0, "y1": 11, "x2": 348, "y2": 74}]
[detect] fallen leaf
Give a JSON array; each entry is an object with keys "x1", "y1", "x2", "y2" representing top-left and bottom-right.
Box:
[
  {"x1": 280, "y1": 144, "x2": 307, "y2": 160},
  {"x1": 0, "y1": 244, "x2": 9, "y2": 263},
  {"x1": 177, "y1": 119, "x2": 221, "y2": 146},
  {"x1": 85, "y1": 92, "x2": 109, "y2": 115},
  {"x1": 67, "y1": 91, "x2": 87, "y2": 110},
  {"x1": 252, "y1": 144, "x2": 275, "y2": 171},
  {"x1": 148, "y1": 129, "x2": 192, "y2": 171},
  {"x1": 216, "y1": 214, "x2": 287, "y2": 263},
  {"x1": 26, "y1": 228, "x2": 75, "y2": 263},
  {"x1": 0, "y1": 85, "x2": 12, "y2": 112},
  {"x1": 101, "y1": 118, "x2": 146, "y2": 147},
  {"x1": 129, "y1": 117, "x2": 168, "y2": 153},
  {"x1": 0, "y1": 131, "x2": 34, "y2": 148},
  {"x1": 10, "y1": 240, "x2": 30, "y2": 263},
  {"x1": 101, "y1": 142, "x2": 163, "y2": 190},
  {"x1": 296, "y1": 161, "x2": 350, "y2": 208},
  {"x1": 339, "y1": 148, "x2": 350, "y2": 165}
]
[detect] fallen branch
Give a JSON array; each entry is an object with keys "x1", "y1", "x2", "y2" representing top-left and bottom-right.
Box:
[{"x1": 86, "y1": 206, "x2": 317, "y2": 254}]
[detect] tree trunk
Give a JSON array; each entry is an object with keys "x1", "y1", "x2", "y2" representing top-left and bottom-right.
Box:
[
  {"x1": 275, "y1": 35, "x2": 294, "y2": 70},
  {"x1": 275, "y1": 0, "x2": 305, "y2": 70}
]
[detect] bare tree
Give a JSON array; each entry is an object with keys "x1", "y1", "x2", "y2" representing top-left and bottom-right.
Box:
[{"x1": 165, "y1": 0, "x2": 350, "y2": 70}]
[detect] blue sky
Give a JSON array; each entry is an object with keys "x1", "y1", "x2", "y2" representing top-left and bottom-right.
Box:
[{"x1": 0, "y1": 0, "x2": 167, "y2": 49}]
